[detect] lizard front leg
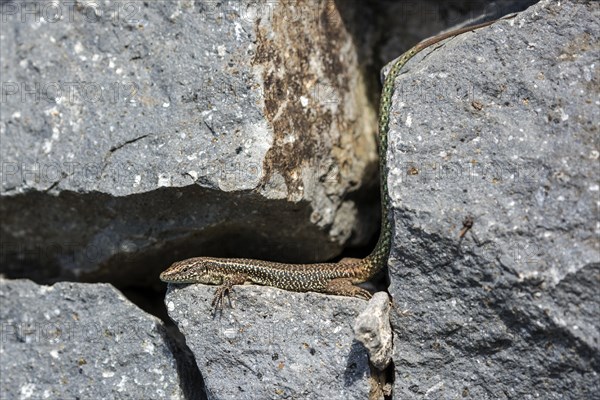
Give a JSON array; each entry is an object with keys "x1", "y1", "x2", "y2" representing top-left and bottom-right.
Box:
[{"x1": 211, "y1": 273, "x2": 248, "y2": 314}]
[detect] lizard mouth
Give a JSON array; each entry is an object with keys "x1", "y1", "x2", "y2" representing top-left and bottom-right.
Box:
[
  {"x1": 159, "y1": 270, "x2": 183, "y2": 283},
  {"x1": 160, "y1": 269, "x2": 204, "y2": 284}
]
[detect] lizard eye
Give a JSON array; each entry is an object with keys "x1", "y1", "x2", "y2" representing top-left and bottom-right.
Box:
[{"x1": 172, "y1": 260, "x2": 195, "y2": 276}]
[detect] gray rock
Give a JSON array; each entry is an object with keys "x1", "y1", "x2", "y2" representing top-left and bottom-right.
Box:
[
  {"x1": 0, "y1": 279, "x2": 185, "y2": 399},
  {"x1": 0, "y1": 0, "x2": 378, "y2": 283},
  {"x1": 164, "y1": 283, "x2": 371, "y2": 400},
  {"x1": 353, "y1": 291, "x2": 393, "y2": 371},
  {"x1": 384, "y1": 0, "x2": 600, "y2": 398},
  {"x1": 3, "y1": 0, "x2": 597, "y2": 398}
]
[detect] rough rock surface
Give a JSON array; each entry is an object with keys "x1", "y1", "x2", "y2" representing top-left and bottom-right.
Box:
[
  {"x1": 2, "y1": 0, "x2": 598, "y2": 399},
  {"x1": 0, "y1": 0, "x2": 378, "y2": 284},
  {"x1": 0, "y1": 279, "x2": 186, "y2": 399},
  {"x1": 385, "y1": 1, "x2": 599, "y2": 398},
  {"x1": 164, "y1": 284, "x2": 371, "y2": 400}
]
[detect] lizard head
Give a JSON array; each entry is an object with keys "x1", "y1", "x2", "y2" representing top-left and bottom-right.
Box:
[{"x1": 159, "y1": 258, "x2": 223, "y2": 284}]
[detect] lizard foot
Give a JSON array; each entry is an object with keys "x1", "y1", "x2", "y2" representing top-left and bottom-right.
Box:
[
  {"x1": 324, "y1": 278, "x2": 372, "y2": 300},
  {"x1": 210, "y1": 274, "x2": 248, "y2": 315}
]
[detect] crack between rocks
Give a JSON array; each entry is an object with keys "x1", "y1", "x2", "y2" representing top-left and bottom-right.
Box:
[
  {"x1": 383, "y1": 313, "x2": 396, "y2": 400},
  {"x1": 382, "y1": 291, "x2": 397, "y2": 400},
  {"x1": 161, "y1": 321, "x2": 208, "y2": 400}
]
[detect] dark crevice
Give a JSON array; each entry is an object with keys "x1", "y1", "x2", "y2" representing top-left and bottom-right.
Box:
[
  {"x1": 368, "y1": 359, "x2": 395, "y2": 400},
  {"x1": 162, "y1": 323, "x2": 207, "y2": 400},
  {"x1": 118, "y1": 285, "x2": 171, "y2": 325},
  {"x1": 383, "y1": 359, "x2": 395, "y2": 400},
  {"x1": 381, "y1": 301, "x2": 397, "y2": 400}
]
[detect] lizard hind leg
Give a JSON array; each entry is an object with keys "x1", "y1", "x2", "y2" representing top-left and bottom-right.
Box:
[{"x1": 324, "y1": 278, "x2": 372, "y2": 300}]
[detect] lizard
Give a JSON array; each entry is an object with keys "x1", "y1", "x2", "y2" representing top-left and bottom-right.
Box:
[{"x1": 160, "y1": 15, "x2": 515, "y2": 311}]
